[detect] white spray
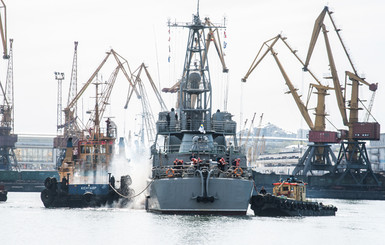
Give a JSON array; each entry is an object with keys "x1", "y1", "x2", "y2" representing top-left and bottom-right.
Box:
[{"x1": 109, "y1": 142, "x2": 152, "y2": 209}]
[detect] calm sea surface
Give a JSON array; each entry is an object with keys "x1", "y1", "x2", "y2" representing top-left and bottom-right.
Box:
[{"x1": 0, "y1": 192, "x2": 384, "y2": 245}]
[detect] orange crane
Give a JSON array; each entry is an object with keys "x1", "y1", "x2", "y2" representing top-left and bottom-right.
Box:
[
  {"x1": 242, "y1": 34, "x2": 339, "y2": 175},
  {"x1": 302, "y1": 6, "x2": 380, "y2": 186}
]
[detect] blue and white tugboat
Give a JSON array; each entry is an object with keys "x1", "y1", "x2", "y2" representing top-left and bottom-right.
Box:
[{"x1": 145, "y1": 6, "x2": 254, "y2": 215}]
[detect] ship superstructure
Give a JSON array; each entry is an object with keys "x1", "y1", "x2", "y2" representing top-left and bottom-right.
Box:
[{"x1": 145, "y1": 7, "x2": 253, "y2": 215}]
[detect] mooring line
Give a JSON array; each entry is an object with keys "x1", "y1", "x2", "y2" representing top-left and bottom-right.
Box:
[{"x1": 109, "y1": 179, "x2": 154, "y2": 199}]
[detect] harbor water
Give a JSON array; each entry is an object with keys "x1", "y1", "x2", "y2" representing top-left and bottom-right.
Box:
[{"x1": 0, "y1": 192, "x2": 384, "y2": 244}]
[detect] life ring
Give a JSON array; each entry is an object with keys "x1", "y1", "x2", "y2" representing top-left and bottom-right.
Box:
[
  {"x1": 166, "y1": 168, "x2": 175, "y2": 177},
  {"x1": 233, "y1": 167, "x2": 243, "y2": 176}
]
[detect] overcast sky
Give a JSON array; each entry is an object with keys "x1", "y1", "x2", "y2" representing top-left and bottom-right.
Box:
[{"x1": 4, "y1": 0, "x2": 385, "y2": 138}]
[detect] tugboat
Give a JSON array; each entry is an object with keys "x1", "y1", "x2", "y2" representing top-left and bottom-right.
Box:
[
  {"x1": 250, "y1": 176, "x2": 337, "y2": 216},
  {"x1": 41, "y1": 120, "x2": 133, "y2": 208},
  {"x1": 41, "y1": 77, "x2": 134, "y2": 208},
  {"x1": 145, "y1": 6, "x2": 254, "y2": 215},
  {"x1": 0, "y1": 185, "x2": 7, "y2": 202}
]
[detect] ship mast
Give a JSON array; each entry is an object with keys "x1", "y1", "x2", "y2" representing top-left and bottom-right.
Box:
[{"x1": 170, "y1": 4, "x2": 225, "y2": 132}]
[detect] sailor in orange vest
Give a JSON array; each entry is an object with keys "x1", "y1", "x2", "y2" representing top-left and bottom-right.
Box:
[
  {"x1": 217, "y1": 157, "x2": 227, "y2": 171},
  {"x1": 232, "y1": 158, "x2": 240, "y2": 167},
  {"x1": 178, "y1": 159, "x2": 184, "y2": 168}
]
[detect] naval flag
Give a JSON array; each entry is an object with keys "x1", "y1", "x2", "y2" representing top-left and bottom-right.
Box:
[{"x1": 198, "y1": 124, "x2": 205, "y2": 134}]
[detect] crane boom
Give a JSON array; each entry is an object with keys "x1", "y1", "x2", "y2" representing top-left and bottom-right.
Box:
[
  {"x1": 202, "y1": 18, "x2": 228, "y2": 73},
  {"x1": 111, "y1": 50, "x2": 140, "y2": 98},
  {"x1": 66, "y1": 51, "x2": 112, "y2": 111},
  {"x1": 321, "y1": 24, "x2": 348, "y2": 125},
  {"x1": 143, "y1": 64, "x2": 168, "y2": 111},
  {"x1": 269, "y1": 47, "x2": 314, "y2": 129},
  {"x1": 243, "y1": 113, "x2": 256, "y2": 147},
  {"x1": 0, "y1": 0, "x2": 8, "y2": 59},
  {"x1": 67, "y1": 41, "x2": 78, "y2": 107},
  {"x1": 304, "y1": 7, "x2": 327, "y2": 70},
  {"x1": 242, "y1": 36, "x2": 280, "y2": 82},
  {"x1": 251, "y1": 113, "x2": 264, "y2": 163},
  {"x1": 86, "y1": 66, "x2": 120, "y2": 129}
]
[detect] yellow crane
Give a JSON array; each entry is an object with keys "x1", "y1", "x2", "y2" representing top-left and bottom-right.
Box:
[
  {"x1": 242, "y1": 34, "x2": 338, "y2": 175},
  {"x1": 302, "y1": 6, "x2": 380, "y2": 186}
]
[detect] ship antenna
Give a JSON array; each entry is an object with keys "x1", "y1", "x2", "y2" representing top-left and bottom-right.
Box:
[{"x1": 197, "y1": 0, "x2": 200, "y2": 16}]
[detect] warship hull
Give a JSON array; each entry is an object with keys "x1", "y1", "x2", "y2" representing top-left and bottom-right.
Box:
[{"x1": 146, "y1": 177, "x2": 253, "y2": 215}]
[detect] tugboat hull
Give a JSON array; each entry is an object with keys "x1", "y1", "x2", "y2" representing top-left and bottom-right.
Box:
[
  {"x1": 147, "y1": 177, "x2": 253, "y2": 215},
  {"x1": 41, "y1": 177, "x2": 132, "y2": 208},
  {"x1": 0, "y1": 190, "x2": 7, "y2": 202},
  {"x1": 250, "y1": 194, "x2": 337, "y2": 217}
]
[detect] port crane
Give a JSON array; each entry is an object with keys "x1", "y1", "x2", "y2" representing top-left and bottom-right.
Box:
[
  {"x1": 54, "y1": 49, "x2": 140, "y2": 165},
  {"x1": 242, "y1": 34, "x2": 339, "y2": 175},
  {"x1": 303, "y1": 6, "x2": 380, "y2": 186},
  {"x1": 248, "y1": 113, "x2": 263, "y2": 165},
  {"x1": 243, "y1": 112, "x2": 256, "y2": 148},
  {"x1": 61, "y1": 49, "x2": 139, "y2": 138},
  {"x1": 0, "y1": 1, "x2": 18, "y2": 170},
  {"x1": 124, "y1": 63, "x2": 168, "y2": 145},
  {"x1": 64, "y1": 41, "x2": 80, "y2": 138}
]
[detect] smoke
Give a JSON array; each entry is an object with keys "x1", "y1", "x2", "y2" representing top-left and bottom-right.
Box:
[
  {"x1": 109, "y1": 143, "x2": 152, "y2": 209},
  {"x1": 72, "y1": 163, "x2": 109, "y2": 185}
]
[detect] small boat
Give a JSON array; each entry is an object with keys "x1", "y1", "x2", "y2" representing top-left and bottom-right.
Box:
[
  {"x1": 40, "y1": 124, "x2": 134, "y2": 208},
  {"x1": 250, "y1": 176, "x2": 337, "y2": 216},
  {"x1": 0, "y1": 185, "x2": 7, "y2": 202},
  {"x1": 41, "y1": 77, "x2": 134, "y2": 208}
]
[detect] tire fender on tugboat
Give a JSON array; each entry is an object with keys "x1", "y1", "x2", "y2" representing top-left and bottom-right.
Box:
[
  {"x1": 82, "y1": 192, "x2": 94, "y2": 204},
  {"x1": 41, "y1": 189, "x2": 54, "y2": 207}
]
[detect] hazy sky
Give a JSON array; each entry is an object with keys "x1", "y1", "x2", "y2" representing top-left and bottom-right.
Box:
[{"x1": 4, "y1": 0, "x2": 385, "y2": 137}]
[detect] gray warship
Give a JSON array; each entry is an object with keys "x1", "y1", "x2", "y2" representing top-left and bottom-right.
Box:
[{"x1": 145, "y1": 8, "x2": 253, "y2": 215}]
